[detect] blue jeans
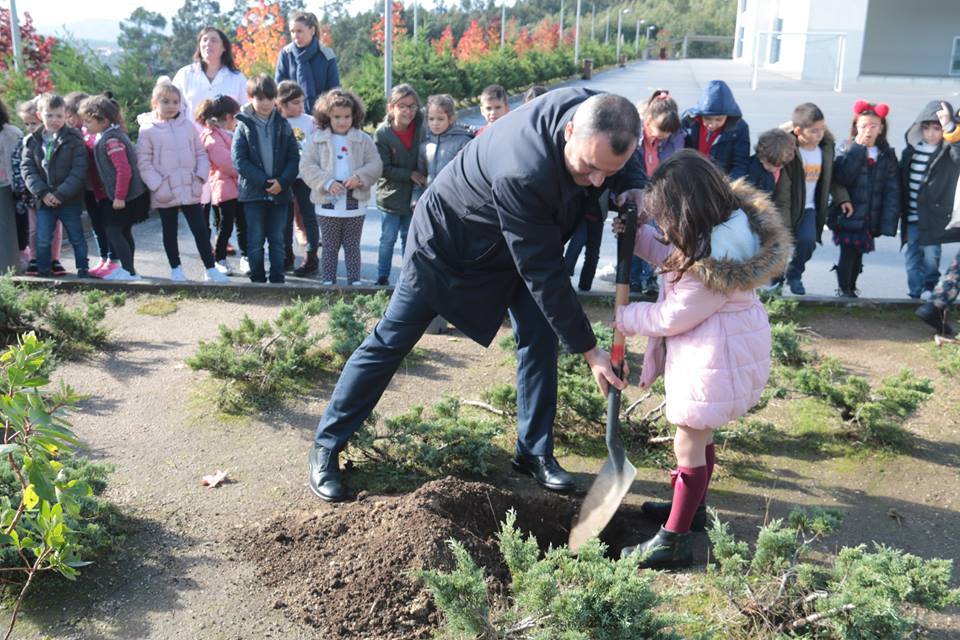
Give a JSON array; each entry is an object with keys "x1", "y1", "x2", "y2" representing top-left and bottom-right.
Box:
[
  {"x1": 244, "y1": 200, "x2": 287, "y2": 283},
  {"x1": 785, "y1": 208, "x2": 817, "y2": 284},
  {"x1": 904, "y1": 221, "x2": 942, "y2": 297},
  {"x1": 36, "y1": 202, "x2": 88, "y2": 274},
  {"x1": 286, "y1": 178, "x2": 320, "y2": 253},
  {"x1": 377, "y1": 211, "x2": 411, "y2": 281},
  {"x1": 563, "y1": 217, "x2": 604, "y2": 291},
  {"x1": 314, "y1": 280, "x2": 558, "y2": 457}
]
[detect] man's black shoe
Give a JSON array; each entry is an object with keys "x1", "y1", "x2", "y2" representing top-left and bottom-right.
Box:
[
  {"x1": 640, "y1": 501, "x2": 707, "y2": 532},
  {"x1": 308, "y1": 444, "x2": 345, "y2": 502},
  {"x1": 376, "y1": 276, "x2": 389, "y2": 286},
  {"x1": 916, "y1": 302, "x2": 955, "y2": 336},
  {"x1": 621, "y1": 526, "x2": 693, "y2": 570},
  {"x1": 511, "y1": 452, "x2": 574, "y2": 492}
]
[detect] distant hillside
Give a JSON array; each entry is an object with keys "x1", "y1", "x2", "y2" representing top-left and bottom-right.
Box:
[{"x1": 36, "y1": 19, "x2": 121, "y2": 45}]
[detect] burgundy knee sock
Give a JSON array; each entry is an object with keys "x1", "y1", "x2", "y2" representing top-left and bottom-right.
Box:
[
  {"x1": 700, "y1": 443, "x2": 715, "y2": 506},
  {"x1": 665, "y1": 465, "x2": 710, "y2": 533}
]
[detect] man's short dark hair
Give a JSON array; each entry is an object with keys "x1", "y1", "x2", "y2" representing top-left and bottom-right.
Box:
[
  {"x1": 572, "y1": 93, "x2": 641, "y2": 155},
  {"x1": 247, "y1": 74, "x2": 278, "y2": 100}
]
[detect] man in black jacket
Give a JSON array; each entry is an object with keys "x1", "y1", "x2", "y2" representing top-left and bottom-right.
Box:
[{"x1": 309, "y1": 89, "x2": 646, "y2": 502}]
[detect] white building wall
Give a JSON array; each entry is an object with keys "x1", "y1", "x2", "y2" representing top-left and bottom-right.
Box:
[{"x1": 804, "y1": 0, "x2": 869, "y2": 83}]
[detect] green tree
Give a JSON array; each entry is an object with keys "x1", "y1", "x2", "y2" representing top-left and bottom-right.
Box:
[{"x1": 117, "y1": 7, "x2": 170, "y2": 77}]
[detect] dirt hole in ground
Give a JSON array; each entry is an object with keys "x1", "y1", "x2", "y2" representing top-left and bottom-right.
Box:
[{"x1": 238, "y1": 476, "x2": 653, "y2": 639}]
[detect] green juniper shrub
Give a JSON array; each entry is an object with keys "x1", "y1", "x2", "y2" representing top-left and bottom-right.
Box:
[
  {"x1": 186, "y1": 297, "x2": 328, "y2": 412},
  {"x1": 418, "y1": 509, "x2": 680, "y2": 640},
  {"x1": 345, "y1": 396, "x2": 503, "y2": 486},
  {"x1": 328, "y1": 291, "x2": 390, "y2": 365},
  {"x1": 706, "y1": 506, "x2": 959, "y2": 639},
  {"x1": 0, "y1": 276, "x2": 118, "y2": 358}
]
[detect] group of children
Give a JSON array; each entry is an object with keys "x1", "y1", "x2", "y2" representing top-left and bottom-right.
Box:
[
  {"x1": 3, "y1": 77, "x2": 520, "y2": 286},
  {"x1": 561, "y1": 79, "x2": 960, "y2": 303}
]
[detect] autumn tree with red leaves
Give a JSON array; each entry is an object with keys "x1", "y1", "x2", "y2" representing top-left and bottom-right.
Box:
[
  {"x1": 0, "y1": 8, "x2": 55, "y2": 92},
  {"x1": 530, "y1": 18, "x2": 560, "y2": 52},
  {"x1": 433, "y1": 25, "x2": 454, "y2": 56},
  {"x1": 233, "y1": 1, "x2": 287, "y2": 77},
  {"x1": 455, "y1": 19, "x2": 488, "y2": 62},
  {"x1": 371, "y1": 2, "x2": 407, "y2": 54}
]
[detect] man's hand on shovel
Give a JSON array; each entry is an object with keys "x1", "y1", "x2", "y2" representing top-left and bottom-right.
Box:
[{"x1": 584, "y1": 346, "x2": 628, "y2": 397}]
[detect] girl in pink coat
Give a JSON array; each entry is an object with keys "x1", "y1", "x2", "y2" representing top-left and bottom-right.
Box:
[
  {"x1": 136, "y1": 79, "x2": 226, "y2": 283},
  {"x1": 197, "y1": 95, "x2": 245, "y2": 276},
  {"x1": 616, "y1": 150, "x2": 790, "y2": 569}
]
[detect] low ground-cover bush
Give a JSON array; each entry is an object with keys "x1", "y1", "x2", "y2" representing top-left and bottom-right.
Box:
[
  {"x1": 0, "y1": 277, "x2": 125, "y2": 358},
  {"x1": 345, "y1": 396, "x2": 503, "y2": 488},
  {"x1": 418, "y1": 509, "x2": 680, "y2": 639},
  {"x1": 187, "y1": 292, "x2": 396, "y2": 412},
  {"x1": 706, "y1": 507, "x2": 960, "y2": 639},
  {"x1": 186, "y1": 297, "x2": 328, "y2": 412}
]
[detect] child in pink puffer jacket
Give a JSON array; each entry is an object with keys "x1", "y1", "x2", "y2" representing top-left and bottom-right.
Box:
[
  {"x1": 136, "y1": 79, "x2": 226, "y2": 283},
  {"x1": 616, "y1": 150, "x2": 790, "y2": 569}
]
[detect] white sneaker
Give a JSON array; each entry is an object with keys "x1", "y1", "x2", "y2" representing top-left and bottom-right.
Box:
[
  {"x1": 215, "y1": 259, "x2": 233, "y2": 276},
  {"x1": 238, "y1": 256, "x2": 250, "y2": 275},
  {"x1": 103, "y1": 267, "x2": 141, "y2": 282},
  {"x1": 320, "y1": 279, "x2": 336, "y2": 286},
  {"x1": 348, "y1": 279, "x2": 363, "y2": 286},
  {"x1": 595, "y1": 263, "x2": 617, "y2": 283},
  {"x1": 169, "y1": 266, "x2": 189, "y2": 282},
  {"x1": 204, "y1": 267, "x2": 230, "y2": 283},
  {"x1": 920, "y1": 290, "x2": 933, "y2": 302}
]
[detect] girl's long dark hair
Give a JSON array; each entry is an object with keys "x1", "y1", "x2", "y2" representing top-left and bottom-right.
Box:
[
  {"x1": 643, "y1": 149, "x2": 739, "y2": 277},
  {"x1": 193, "y1": 27, "x2": 239, "y2": 73}
]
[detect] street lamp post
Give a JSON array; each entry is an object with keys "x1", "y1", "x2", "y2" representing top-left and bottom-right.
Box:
[
  {"x1": 574, "y1": 0, "x2": 582, "y2": 64},
  {"x1": 559, "y1": 0, "x2": 564, "y2": 42},
  {"x1": 604, "y1": 11, "x2": 609, "y2": 44},
  {"x1": 413, "y1": 0, "x2": 418, "y2": 40},
  {"x1": 9, "y1": 0, "x2": 23, "y2": 72},
  {"x1": 591, "y1": 2, "x2": 596, "y2": 42},
  {"x1": 635, "y1": 18, "x2": 642, "y2": 55},
  {"x1": 384, "y1": 0, "x2": 393, "y2": 97},
  {"x1": 615, "y1": 8, "x2": 630, "y2": 64}
]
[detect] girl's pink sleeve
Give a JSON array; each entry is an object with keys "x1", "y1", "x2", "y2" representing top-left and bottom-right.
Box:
[
  {"x1": 615, "y1": 271, "x2": 727, "y2": 337},
  {"x1": 633, "y1": 223, "x2": 673, "y2": 266},
  {"x1": 203, "y1": 133, "x2": 238, "y2": 179},
  {"x1": 105, "y1": 139, "x2": 132, "y2": 201}
]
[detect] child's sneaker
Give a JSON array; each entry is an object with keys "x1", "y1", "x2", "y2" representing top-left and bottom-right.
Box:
[
  {"x1": 51, "y1": 260, "x2": 68, "y2": 276},
  {"x1": 348, "y1": 279, "x2": 363, "y2": 286},
  {"x1": 97, "y1": 261, "x2": 120, "y2": 279},
  {"x1": 238, "y1": 256, "x2": 250, "y2": 275},
  {"x1": 103, "y1": 267, "x2": 140, "y2": 282},
  {"x1": 89, "y1": 257, "x2": 107, "y2": 276},
  {"x1": 920, "y1": 290, "x2": 934, "y2": 302},
  {"x1": 169, "y1": 266, "x2": 189, "y2": 282},
  {"x1": 320, "y1": 279, "x2": 335, "y2": 286},
  {"x1": 204, "y1": 267, "x2": 229, "y2": 283},
  {"x1": 215, "y1": 260, "x2": 233, "y2": 276},
  {"x1": 25, "y1": 260, "x2": 38, "y2": 276},
  {"x1": 76, "y1": 268, "x2": 91, "y2": 279}
]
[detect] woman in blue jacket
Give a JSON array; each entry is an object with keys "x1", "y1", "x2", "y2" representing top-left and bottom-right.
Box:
[
  {"x1": 275, "y1": 11, "x2": 341, "y2": 113},
  {"x1": 681, "y1": 80, "x2": 750, "y2": 180}
]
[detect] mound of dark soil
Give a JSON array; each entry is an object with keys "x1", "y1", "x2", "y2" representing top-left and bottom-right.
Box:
[{"x1": 239, "y1": 477, "x2": 577, "y2": 639}]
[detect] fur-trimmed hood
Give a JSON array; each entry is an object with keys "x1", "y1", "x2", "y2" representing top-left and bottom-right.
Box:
[{"x1": 689, "y1": 178, "x2": 792, "y2": 295}]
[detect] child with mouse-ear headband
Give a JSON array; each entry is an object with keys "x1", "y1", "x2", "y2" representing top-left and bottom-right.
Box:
[{"x1": 828, "y1": 99, "x2": 901, "y2": 297}]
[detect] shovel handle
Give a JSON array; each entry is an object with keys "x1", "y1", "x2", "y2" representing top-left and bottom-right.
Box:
[{"x1": 606, "y1": 201, "x2": 638, "y2": 465}]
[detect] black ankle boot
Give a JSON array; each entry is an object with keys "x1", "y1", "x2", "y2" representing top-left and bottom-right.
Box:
[
  {"x1": 640, "y1": 501, "x2": 707, "y2": 532},
  {"x1": 620, "y1": 526, "x2": 693, "y2": 569},
  {"x1": 294, "y1": 249, "x2": 318, "y2": 277},
  {"x1": 308, "y1": 444, "x2": 345, "y2": 502}
]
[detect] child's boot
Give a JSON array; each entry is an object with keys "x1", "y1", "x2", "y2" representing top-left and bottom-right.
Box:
[
  {"x1": 621, "y1": 526, "x2": 693, "y2": 569},
  {"x1": 293, "y1": 249, "x2": 319, "y2": 277}
]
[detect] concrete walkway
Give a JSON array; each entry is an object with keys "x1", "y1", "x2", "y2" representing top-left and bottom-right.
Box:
[{"x1": 51, "y1": 59, "x2": 960, "y2": 299}]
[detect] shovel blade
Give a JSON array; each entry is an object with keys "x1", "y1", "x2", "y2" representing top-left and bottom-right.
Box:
[{"x1": 568, "y1": 456, "x2": 637, "y2": 552}]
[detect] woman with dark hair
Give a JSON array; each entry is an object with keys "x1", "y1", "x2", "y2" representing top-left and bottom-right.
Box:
[
  {"x1": 172, "y1": 27, "x2": 248, "y2": 121},
  {"x1": 275, "y1": 11, "x2": 340, "y2": 112},
  {"x1": 0, "y1": 98, "x2": 24, "y2": 271}
]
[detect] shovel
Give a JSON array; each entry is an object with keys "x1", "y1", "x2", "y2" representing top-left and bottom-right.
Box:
[{"x1": 568, "y1": 201, "x2": 638, "y2": 553}]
